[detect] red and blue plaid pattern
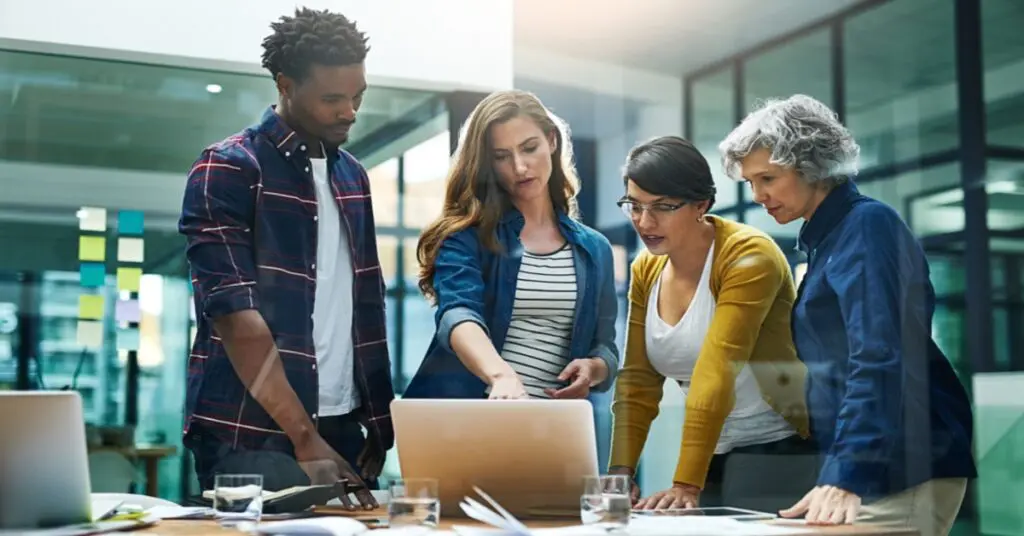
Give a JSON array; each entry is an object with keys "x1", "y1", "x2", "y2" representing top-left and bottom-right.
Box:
[{"x1": 179, "y1": 106, "x2": 394, "y2": 452}]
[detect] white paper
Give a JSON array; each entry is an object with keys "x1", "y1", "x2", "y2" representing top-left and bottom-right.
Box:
[
  {"x1": 144, "y1": 505, "x2": 211, "y2": 519},
  {"x1": 252, "y1": 516, "x2": 368, "y2": 536},
  {"x1": 453, "y1": 487, "x2": 595, "y2": 536},
  {"x1": 90, "y1": 498, "x2": 123, "y2": 521}
]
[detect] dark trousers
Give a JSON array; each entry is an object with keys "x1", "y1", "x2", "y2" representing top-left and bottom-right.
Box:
[
  {"x1": 189, "y1": 413, "x2": 373, "y2": 492},
  {"x1": 700, "y1": 435, "x2": 820, "y2": 513}
]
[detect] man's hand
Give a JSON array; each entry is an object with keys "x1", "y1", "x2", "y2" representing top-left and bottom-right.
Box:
[
  {"x1": 360, "y1": 430, "x2": 391, "y2": 483},
  {"x1": 294, "y1": 435, "x2": 377, "y2": 511},
  {"x1": 780, "y1": 485, "x2": 861, "y2": 525},
  {"x1": 545, "y1": 358, "x2": 608, "y2": 399},
  {"x1": 489, "y1": 373, "x2": 529, "y2": 399},
  {"x1": 608, "y1": 466, "x2": 641, "y2": 505},
  {"x1": 635, "y1": 483, "x2": 700, "y2": 510}
]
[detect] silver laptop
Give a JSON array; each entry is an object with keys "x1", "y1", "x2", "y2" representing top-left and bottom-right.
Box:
[
  {"x1": 392, "y1": 398, "x2": 599, "y2": 518},
  {"x1": 0, "y1": 391, "x2": 93, "y2": 529}
]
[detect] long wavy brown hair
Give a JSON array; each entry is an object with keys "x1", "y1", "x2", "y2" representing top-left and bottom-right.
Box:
[{"x1": 416, "y1": 90, "x2": 581, "y2": 303}]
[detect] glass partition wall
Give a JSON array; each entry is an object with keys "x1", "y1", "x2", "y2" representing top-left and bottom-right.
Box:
[
  {"x1": 677, "y1": 0, "x2": 1024, "y2": 532},
  {"x1": 0, "y1": 45, "x2": 451, "y2": 500}
]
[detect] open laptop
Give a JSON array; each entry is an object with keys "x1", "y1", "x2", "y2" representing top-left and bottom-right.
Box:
[
  {"x1": 392, "y1": 398, "x2": 599, "y2": 519},
  {"x1": 0, "y1": 391, "x2": 93, "y2": 530}
]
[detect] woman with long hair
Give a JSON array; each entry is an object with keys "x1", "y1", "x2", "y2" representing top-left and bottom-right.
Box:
[
  {"x1": 608, "y1": 136, "x2": 814, "y2": 512},
  {"x1": 403, "y1": 90, "x2": 619, "y2": 400}
]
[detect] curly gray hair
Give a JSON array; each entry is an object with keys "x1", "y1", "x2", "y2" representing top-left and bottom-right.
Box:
[{"x1": 718, "y1": 94, "x2": 860, "y2": 186}]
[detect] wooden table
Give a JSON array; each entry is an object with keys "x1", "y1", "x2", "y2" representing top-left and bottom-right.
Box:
[
  {"x1": 137, "y1": 517, "x2": 918, "y2": 535},
  {"x1": 89, "y1": 443, "x2": 177, "y2": 497}
]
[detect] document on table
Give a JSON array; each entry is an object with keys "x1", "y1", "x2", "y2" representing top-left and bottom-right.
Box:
[{"x1": 451, "y1": 487, "x2": 810, "y2": 536}]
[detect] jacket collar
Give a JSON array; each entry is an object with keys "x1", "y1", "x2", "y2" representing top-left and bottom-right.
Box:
[
  {"x1": 257, "y1": 106, "x2": 324, "y2": 161},
  {"x1": 797, "y1": 180, "x2": 861, "y2": 252},
  {"x1": 500, "y1": 207, "x2": 583, "y2": 247}
]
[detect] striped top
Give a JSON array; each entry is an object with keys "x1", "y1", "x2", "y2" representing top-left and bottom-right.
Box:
[{"x1": 500, "y1": 243, "x2": 578, "y2": 398}]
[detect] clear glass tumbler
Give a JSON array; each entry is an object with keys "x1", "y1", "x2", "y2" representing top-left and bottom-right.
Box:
[
  {"x1": 581, "y1": 475, "x2": 630, "y2": 530},
  {"x1": 213, "y1": 474, "x2": 264, "y2": 526},
  {"x1": 388, "y1": 478, "x2": 440, "y2": 528}
]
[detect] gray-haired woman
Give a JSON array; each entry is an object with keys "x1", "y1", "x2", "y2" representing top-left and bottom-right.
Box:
[{"x1": 718, "y1": 94, "x2": 976, "y2": 535}]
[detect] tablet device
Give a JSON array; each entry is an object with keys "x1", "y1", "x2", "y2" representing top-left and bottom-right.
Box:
[{"x1": 632, "y1": 506, "x2": 777, "y2": 521}]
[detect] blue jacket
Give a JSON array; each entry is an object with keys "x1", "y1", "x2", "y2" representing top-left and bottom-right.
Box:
[
  {"x1": 403, "y1": 209, "x2": 620, "y2": 399},
  {"x1": 794, "y1": 181, "x2": 976, "y2": 499}
]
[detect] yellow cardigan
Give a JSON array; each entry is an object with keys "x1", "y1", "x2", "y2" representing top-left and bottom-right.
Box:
[{"x1": 609, "y1": 215, "x2": 810, "y2": 489}]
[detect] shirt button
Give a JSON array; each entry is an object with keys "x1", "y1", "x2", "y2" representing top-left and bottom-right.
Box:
[
  {"x1": 300, "y1": 145, "x2": 306, "y2": 151},
  {"x1": 311, "y1": 263, "x2": 316, "y2": 270},
  {"x1": 285, "y1": 151, "x2": 291, "y2": 157},
  {"x1": 305, "y1": 166, "x2": 310, "y2": 173},
  {"x1": 312, "y1": 413, "x2": 318, "y2": 419},
  {"x1": 313, "y1": 215, "x2": 319, "y2": 222},
  {"x1": 312, "y1": 363, "x2": 317, "y2": 371}
]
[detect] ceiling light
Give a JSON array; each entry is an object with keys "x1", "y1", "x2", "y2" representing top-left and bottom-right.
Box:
[{"x1": 206, "y1": 84, "x2": 222, "y2": 94}]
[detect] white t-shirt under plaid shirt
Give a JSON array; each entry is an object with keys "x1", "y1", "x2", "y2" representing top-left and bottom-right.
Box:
[{"x1": 499, "y1": 242, "x2": 578, "y2": 398}]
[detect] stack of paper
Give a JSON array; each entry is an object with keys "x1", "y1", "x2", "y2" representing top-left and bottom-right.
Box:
[
  {"x1": 452, "y1": 487, "x2": 597, "y2": 536},
  {"x1": 451, "y1": 487, "x2": 811, "y2": 536}
]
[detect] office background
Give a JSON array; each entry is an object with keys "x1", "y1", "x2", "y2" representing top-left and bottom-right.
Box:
[{"x1": 0, "y1": 0, "x2": 1021, "y2": 534}]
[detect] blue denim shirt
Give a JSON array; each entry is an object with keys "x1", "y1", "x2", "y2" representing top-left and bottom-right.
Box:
[
  {"x1": 403, "y1": 210, "x2": 619, "y2": 399},
  {"x1": 794, "y1": 181, "x2": 976, "y2": 499}
]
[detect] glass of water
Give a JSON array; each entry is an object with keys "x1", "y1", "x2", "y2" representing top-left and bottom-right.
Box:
[
  {"x1": 388, "y1": 478, "x2": 440, "y2": 528},
  {"x1": 581, "y1": 475, "x2": 630, "y2": 530},
  {"x1": 213, "y1": 474, "x2": 264, "y2": 526}
]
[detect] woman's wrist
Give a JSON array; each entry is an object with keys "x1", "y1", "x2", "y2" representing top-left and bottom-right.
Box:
[{"x1": 672, "y1": 481, "x2": 701, "y2": 493}]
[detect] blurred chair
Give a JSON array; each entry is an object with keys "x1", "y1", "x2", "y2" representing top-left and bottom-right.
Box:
[{"x1": 87, "y1": 451, "x2": 137, "y2": 493}]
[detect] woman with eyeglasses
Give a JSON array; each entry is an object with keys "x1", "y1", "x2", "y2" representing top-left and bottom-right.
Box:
[{"x1": 608, "y1": 136, "x2": 816, "y2": 512}]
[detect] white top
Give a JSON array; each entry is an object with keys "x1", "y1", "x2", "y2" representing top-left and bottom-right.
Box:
[
  {"x1": 500, "y1": 243, "x2": 577, "y2": 399},
  {"x1": 645, "y1": 240, "x2": 794, "y2": 454},
  {"x1": 310, "y1": 157, "x2": 360, "y2": 417}
]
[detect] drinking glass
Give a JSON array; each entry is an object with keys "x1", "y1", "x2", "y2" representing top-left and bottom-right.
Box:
[
  {"x1": 580, "y1": 475, "x2": 630, "y2": 530},
  {"x1": 388, "y1": 478, "x2": 440, "y2": 528},
  {"x1": 213, "y1": 474, "x2": 264, "y2": 526}
]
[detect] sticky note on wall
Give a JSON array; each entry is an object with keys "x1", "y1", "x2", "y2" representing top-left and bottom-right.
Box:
[
  {"x1": 116, "y1": 267, "x2": 142, "y2": 292},
  {"x1": 118, "y1": 210, "x2": 144, "y2": 236},
  {"x1": 78, "y1": 207, "x2": 107, "y2": 232},
  {"x1": 115, "y1": 299, "x2": 141, "y2": 323},
  {"x1": 78, "y1": 295, "x2": 104, "y2": 320},
  {"x1": 117, "y1": 237, "x2": 145, "y2": 263},
  {"x1": 116, "y1": 328, "x2": 140, "y2": 351},
  {"x1": 76, "y1": 320, "x2": 103, "y2": 348},
  {"x1": 79, "y1": 263, "x2": 106, "y2": 288},
  {"x1": 79, "y1": 236, "x2": 106, "y2": 262}
]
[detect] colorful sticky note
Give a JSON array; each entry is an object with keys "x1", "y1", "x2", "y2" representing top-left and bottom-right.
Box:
[
  {"x1": 116, "y1": 267, "x2": 142, "y2": 292},
  {"x1": 79, "y1": 263, "x2": 106, "y2": 288},
  {"x1": 118, "y1": 210, "x2": 144, "y2": 236},
  {"x1": 79, "y1": 236, "x2": 106, "y2": 262},
  {"x1": 117, "y1": 237, "x2": 145, "y2": 263},
  {"x1": 115, "y1": 299, "x2": 141, "y2": 323},
  {"x1": 116, "y1": 328, "x2": 140, "y2": 351},
  {"x1": 78, "y1": 294, "x2": 104, "y2": 320},
  {"x1": 76, "y1": 320, "x2": 103, "y2": 348},
  {"x1": 78, "y1": 207, "x2": 107, "y2": 232}
]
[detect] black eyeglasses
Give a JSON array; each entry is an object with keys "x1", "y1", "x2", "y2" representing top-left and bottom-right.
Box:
[{"x1": 616, "y1": 199, "x2": 687, "y2": 220}]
